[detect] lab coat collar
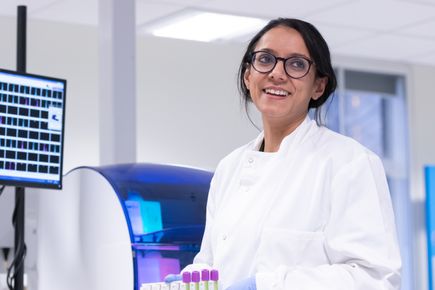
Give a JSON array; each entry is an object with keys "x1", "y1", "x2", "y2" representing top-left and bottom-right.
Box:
[{"x1": 251, "y1": 115, "x2": 316, "y2": 154}]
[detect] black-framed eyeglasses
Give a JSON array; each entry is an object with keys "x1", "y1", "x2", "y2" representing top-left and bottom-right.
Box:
[{"x1": 250, "y1": 51, "x2": 314, "y2": 79}]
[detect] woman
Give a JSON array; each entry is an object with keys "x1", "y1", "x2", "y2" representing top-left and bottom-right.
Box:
[{"x1": 184, "y1": 18, "x2": 401, "y2": 290}]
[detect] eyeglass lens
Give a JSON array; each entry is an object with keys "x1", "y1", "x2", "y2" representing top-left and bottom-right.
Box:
[{"x1": 252, "y1": 51, "x2": 311, "y2": 79}]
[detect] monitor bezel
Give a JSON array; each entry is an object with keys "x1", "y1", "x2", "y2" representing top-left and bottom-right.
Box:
[{"x1": 0, "y1": 68, "x2": 67, "y2": 190}]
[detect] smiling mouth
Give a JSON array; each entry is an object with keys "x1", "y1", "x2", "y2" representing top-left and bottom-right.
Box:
[{"x1": 263, "y1": 88, "x2": 290, "y2": 97}]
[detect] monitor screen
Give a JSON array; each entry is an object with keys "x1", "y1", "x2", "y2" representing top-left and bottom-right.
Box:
[{"x1": 0, "y1": 69, "x2": 66, "y2": 189}]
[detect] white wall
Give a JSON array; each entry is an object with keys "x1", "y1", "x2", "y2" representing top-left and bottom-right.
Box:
[
  {"x1": 409, "y1": 65, "x2": 435, "y2": 201},
  {"x1": 136, "y1": 36, "x2": 260, "y2": 170},
  {"x1": 1, "y1": 16, "x2": 435, "y2": 290}
]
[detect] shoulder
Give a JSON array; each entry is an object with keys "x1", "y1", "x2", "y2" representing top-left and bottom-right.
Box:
[
  {"x1": 313, "y1": 125, "x2": 376, "y2": 157},
  {"x1": 306, "y1": 124, "x2": 383, "y2": 173}
]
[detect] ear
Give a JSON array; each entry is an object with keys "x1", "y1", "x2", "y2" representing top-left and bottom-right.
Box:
[
  {"x1": 243, "y1": 65, "x2": 252, "y2": 91},
  {"x1": 312, "y1": 77, "x2": 327, "y2": 100}
]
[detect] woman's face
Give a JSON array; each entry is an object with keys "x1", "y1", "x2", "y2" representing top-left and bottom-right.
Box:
[{"x1": 244, "y1": 26, "x2": 326, "y2": 126}]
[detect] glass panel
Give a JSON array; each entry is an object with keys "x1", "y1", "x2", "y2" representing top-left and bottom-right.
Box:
[
  {"x1": 344, "y1": 70, "x2": 397, "y2": 94},
  {"x1": 95, "y1": 163, "x2": 213, "y2": 289},
  {"x1": 134, "y1": 244, "x2": 200, "y2": 284},
  {"x1": 343, "y1": 91, "x2": 385, "y2": 158},
  {"x1": 322, "y1": 94, "x2": 340, "y2": 132}
]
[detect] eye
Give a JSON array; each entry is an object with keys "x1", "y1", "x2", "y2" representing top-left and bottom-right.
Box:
[
  {"x1": 256, "y1": 52, "x2": 275, "y2": 64},
  {"x1": 287, "y1": 57, "x2": 308, "y2": 71}
]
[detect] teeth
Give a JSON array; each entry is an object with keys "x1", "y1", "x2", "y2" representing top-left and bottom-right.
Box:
[{"x1": 264, "y1": 88, "x2": 289, "y2": 96}]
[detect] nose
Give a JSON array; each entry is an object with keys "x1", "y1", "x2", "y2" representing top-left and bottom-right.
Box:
[{"x1": 269, "y1": 59, "x2": 287, "y2": 81}]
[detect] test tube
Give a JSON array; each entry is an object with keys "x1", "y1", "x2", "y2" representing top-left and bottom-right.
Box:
[
  {"x1": 191, "y1": 271, "x2": 200, "y2": 290},
  {"x1": 210, "y1": 270, "x2": 218, "y2": 290},
  {"x1": 181, "y1": 271, "x2": 192, "y2": 290},
  {"x1": 200, "y1": 269, "x2": 210, "y2": 290}
]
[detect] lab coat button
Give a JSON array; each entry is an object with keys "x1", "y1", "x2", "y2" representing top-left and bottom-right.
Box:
[
  {"x1": 222, "y1": 235, "x2": 227, "y2": 240},
  {"x1": 248, "y1": 157, "x2": 254, "y2": 164}
]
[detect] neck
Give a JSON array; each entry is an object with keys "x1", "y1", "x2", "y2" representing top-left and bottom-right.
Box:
[{"x1": 261, "y1": 114, "x2": 307, "y2": 152}]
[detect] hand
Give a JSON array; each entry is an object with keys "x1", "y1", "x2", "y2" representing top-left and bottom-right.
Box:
[
  {"x1": 225, "y1": 276, "x2": 256, "y2": 290},
  {"x1": 163, "y1": 274, "x2": 182, "y2": 283}
]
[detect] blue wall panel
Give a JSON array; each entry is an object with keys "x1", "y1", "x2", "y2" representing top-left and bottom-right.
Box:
[{"x1": 426, "y1": 166, "x2": 435, "y2": 290}]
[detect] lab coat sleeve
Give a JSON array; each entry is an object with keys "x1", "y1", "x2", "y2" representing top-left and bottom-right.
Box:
[
  {"x1": 256, "y1": 152, "x2": 402, "y2": 290},
  {"x1": 191, "y1": 165, "x2": 220, "y2": 267}
]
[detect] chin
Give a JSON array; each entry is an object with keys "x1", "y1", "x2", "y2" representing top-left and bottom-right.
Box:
[{"x1": 258, "y1": 104, "x2": 290, "y2": 116}]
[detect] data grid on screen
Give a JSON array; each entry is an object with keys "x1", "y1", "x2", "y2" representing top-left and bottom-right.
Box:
[{"x1": 0, "y1": 70, "x2": 65, "y2": 187}]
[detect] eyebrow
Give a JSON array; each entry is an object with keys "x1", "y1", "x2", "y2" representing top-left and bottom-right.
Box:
[{"x1": 256, "y1": 48, "x2": 311, "y2": 59}]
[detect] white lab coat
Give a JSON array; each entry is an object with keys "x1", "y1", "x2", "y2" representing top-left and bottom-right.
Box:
[{"x1": 192, "y1": 116, "x2": 401, "y2": 290}]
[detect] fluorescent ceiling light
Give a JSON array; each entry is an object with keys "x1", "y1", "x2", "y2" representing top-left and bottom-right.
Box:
[{"x1": 149, "y1": 12, "x2": 268, "y2": 42}]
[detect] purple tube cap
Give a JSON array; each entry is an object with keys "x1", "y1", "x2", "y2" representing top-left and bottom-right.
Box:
[
  {"x1": 201, "y1": 269, "x2": 210, "y2": 281},
  {"x1": 210, "y1": 269, "x2": 219, "y2": 281},
  {"x1": 182, "y1": 271, "x2": 192, "y2": 283},
  {"x1": 192, "y1": 271, "x2": 200, "y2": 283}
]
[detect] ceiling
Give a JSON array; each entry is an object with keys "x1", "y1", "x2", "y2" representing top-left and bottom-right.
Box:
[{"x1": 1, "y1": 0, "x2": 435, "y2": 66}]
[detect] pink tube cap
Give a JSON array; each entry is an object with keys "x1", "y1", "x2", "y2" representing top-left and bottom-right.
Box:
[
  {"x1": 192, "y1": 271, "x2": 200, "y2": 283},
  {"x1": 182, "y1": 271, "x2": 192, "y2": 283},
  {"x1": 201, "y1": 269, "x2": 210, "y2": 281},
  {"x1": 210, "y1": 269, "x2": 219, "y2": 281}
]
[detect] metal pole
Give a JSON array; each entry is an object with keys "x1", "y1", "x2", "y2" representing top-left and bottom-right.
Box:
[
  {"x1": 14, "y1": 5, "x2": 27, "y2": 290},
  {"x1": 13, "y1": 187, "x2": 24, "y2": 290},
  {"x1": 17, "y1": 6, "x2": 26, "y2": 73}
]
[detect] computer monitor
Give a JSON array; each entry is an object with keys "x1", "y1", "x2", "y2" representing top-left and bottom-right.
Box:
[{"x1": 0, "y1": 69, "x2": 66, "y2": 189}]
